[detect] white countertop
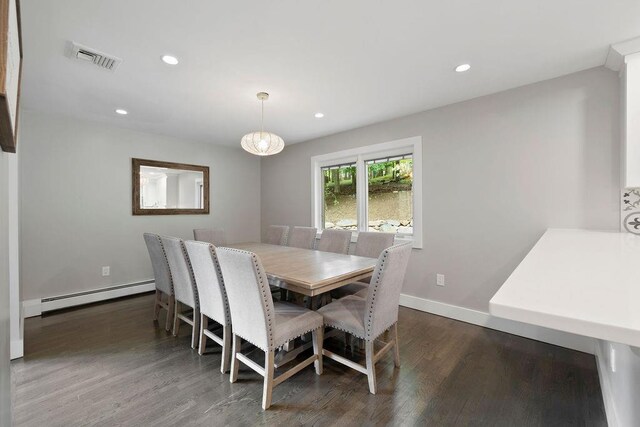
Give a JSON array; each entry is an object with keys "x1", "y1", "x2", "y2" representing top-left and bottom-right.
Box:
[{"x1": 489, "y1": 228, "x2": 640, "y2": 348}]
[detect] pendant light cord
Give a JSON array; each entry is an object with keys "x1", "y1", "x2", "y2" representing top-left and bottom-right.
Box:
[{"x1": 260, "y1": 99, "x2": 264, "y2": 135}]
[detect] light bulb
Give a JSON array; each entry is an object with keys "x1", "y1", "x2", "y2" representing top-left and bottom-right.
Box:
[{"x1": 162, "y1": 55, "x2": 179, "y2": 65}]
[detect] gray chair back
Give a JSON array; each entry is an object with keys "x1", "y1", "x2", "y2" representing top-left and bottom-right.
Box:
[
  {"x1": 143, "y1": 233, "x2": 173, "y2": 296},
  {"x1": 265, "y1": 225, "x2": 289, "y2": 246},
  {"x1": 193, "y1": 228, "x2": 226, "y2": 246},
  {"x1": 317, "y1": 229, "x2": 351, "y2": 254},
  {"x1": 184, "y1": 241, "x2": 230, "y2": 327},
  {"x1": 161, "y1": 236, "x2": 198, "y2": 308},
  {"x1": 354, "y1": 232, "x2": 395, "y2": 258},
  {"x1": 216, "y1": 247, "x2": 275, "y2": 350},
  {"x1": 288, "y1": 226, "x2": 317, "y2": 250},
  {"x1": 363, "y1": 243, "x2": 412, "y2": 340}
]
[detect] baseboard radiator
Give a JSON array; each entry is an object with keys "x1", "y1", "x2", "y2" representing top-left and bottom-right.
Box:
[{"x1": 23, "y1": 280, "x2": 155, "y2": 317}]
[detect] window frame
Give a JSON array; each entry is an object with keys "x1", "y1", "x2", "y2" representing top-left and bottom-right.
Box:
[{"x1": 311, "y1": 136, "x2": 422, "y2": 249}]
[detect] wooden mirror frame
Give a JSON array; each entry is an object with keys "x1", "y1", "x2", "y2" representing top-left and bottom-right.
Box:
[
  {"x1": 132, "y1": 158, "x2": 210, "y2": 215},
  {"x1": 0, "y1": 0, "x2": 23, "y2": 153}
]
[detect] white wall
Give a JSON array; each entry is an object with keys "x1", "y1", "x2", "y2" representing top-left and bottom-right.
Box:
[
  {"x1": 261, "y1": 67, "x2": 620, "y2": 313},
  {"x1": 0, "y1": 150, "x2": 12, "y2": 425},
  {"x1": 19, "y1": 110, "x2": 261, "y2": 301}
]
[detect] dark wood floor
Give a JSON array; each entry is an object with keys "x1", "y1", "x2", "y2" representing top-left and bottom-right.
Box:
[{"x1": 11, "y1": 293, "x2": 606, "y2": 426}]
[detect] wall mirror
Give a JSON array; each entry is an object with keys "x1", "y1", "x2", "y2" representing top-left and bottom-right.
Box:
[{"x1": 132, "y1": 158, "x2": 209, "y2": 215}]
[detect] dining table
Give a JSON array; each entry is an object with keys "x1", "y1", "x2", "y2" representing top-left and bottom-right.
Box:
[
  {"x1": 225, "y1": 242, "x2": 379, "y2": 366},
  {"x1": 225, "y1": 242, "x2": 378, "y2": 297}
]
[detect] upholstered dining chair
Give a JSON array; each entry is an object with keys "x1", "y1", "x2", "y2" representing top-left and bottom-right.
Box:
[
  {"x1": 317, "y1": 229, "x2": 351, "y2": 254},
  {"x1": 184, "y1": 241, "x2": 232, "y2": 373},
  {"x1": 287, "y1": 226, "x2": 317, "y2": 250},
  {"x1": 143, "y1": 233, "x2": 174, "y2": 331},
  {"x1": 264, "y1": 225, "x2": 289, "y2": 246},
  {"x1": 318, "y1": 242, "x2": 412, "y2": 394},
  {"x1": 354, "y1": 231, "x2": 396, "y2": 258},
  {"x1": 332, "y1": 232, "x2": 396, "y2": 299},
  {"x1": 193, "y1": 228, "x2": 226, "y2": 246},
  {"x1": 160, "y1": 236, "x2": 200, "y2": 349},
  {"x1": 216, "y1": 247, "x2": 324, "y2": 410}
]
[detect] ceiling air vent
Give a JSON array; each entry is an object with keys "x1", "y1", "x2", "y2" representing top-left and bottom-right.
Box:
[{"x1": 67, "y1": 42, "x2": 122, "y2": 71}]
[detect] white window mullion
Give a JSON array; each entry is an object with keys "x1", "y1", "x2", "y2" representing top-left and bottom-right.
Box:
[{"x1": 356, "y1": 155, "x2": 367, "y2": 233}]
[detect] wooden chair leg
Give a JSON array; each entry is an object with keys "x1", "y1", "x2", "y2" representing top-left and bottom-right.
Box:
[
  {"x1": 165, "y1": 295, "x2": 174, "y2": 332},
  {"x1": 230, "y1": 334, "x2": 241, "y2": 383},
  {"x1": 191, "y1": 308, "x2": 200, "y2": 349},
  {"x1": 312, "y1": 327, "x2": 323, "y2": 375},
  {"x1": 365, "y1": 340, "x2": 377, "y2": 394},
  {"x1": 172, "y1": 301, "x2": 180, "y2": 336},
  {"x1": 198, "y1": 314, "x2": 208, "y2": 356},
  {"x1": 262, "y1": 350, "x2": 275, "y2": 410},
  {"x1": 221, "y1": 325, "x2": 231, "y2": 374},
  {"x1": 153, "y1": 290, "x2": 161, "y2": 320},
  {"x1": 392, "y1": 323, "x2": 400, "y2": 368}
]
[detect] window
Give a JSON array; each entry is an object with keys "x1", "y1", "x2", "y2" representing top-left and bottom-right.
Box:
[
  {"x1": 367, "y1": 154, "x2": 413, "y2": 234},
  {"x1": 311, "y1": 136, "x2": 422, "y2": 248},
  {"x1": 322, "y1": 162, "x2": 357, "y2": 230}
]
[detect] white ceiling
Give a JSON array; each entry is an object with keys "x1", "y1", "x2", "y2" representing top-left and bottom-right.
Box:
[{"x1": 20, "y1": 0, "x2": 640, "y2": 147}]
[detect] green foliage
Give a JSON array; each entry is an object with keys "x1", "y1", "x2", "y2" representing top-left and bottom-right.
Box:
[{"x1": 324, "y1": 185, "x2": 338, "y2": 206}]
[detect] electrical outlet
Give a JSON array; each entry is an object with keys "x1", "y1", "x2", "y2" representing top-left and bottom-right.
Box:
[
  {"x1": 436, "y1": 274, "x2": 445, "y2": 287},
  {"x1": 102, "y1": 266, "x2": 110, "y2": 277}
]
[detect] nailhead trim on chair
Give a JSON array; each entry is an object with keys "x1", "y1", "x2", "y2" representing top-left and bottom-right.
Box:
[
  {"x1": 208, "y1": 244, "x2": 231, "y2": 326},
  {"x1": 365, "y1": 249, "x2": 388, "y2": 340},
  {"x1": 180, "y1": 239, "x2": 199, "y2": 310},
  {"x1": 324, "y1": 322, "x2": 366, "y2": 340},
  {"x1": 156, "y1": 234, "x2": 175, "y2": 295},
  {"x1": 252, "y1": 253, "x2": 275, "y2": 349},
  {"x1": 273, "y1": 325, "x2": 322, "y2": 349}
]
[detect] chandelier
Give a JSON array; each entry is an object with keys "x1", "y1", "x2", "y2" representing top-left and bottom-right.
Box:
[{"x1": 240, "y1": 92, "x2": 284, "y2": 156}]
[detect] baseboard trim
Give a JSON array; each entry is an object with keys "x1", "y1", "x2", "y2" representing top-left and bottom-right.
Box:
[
  {"x1": 595, "y1": 342, "x2": 619, "y2": 427},
  {"x1": 22, "y1": 298, "x2": 42, "y2": 318},
  {"x1": 399, "y1": 294, "x2": 595, "y2": 354},
  {"x1": 10, "y1": 339, "x2": 23, "y2": 360},
  {"x1": 22, "y1": 280, "x2": 155, "y2": 318}
]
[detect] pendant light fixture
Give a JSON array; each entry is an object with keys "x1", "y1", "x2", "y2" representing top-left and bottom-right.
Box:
[{"x1": 240, "y1": 92, "x2": 285, "y2": 156}]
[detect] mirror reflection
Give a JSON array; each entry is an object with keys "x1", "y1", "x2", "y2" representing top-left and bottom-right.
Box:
[{"x1": 140, "y1": 166, "x2": 205, "y2": 209}]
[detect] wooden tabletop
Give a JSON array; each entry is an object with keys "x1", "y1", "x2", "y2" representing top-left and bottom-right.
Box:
[{"x1": 225, "y1": 242, "x2": 378, "y2": 296}]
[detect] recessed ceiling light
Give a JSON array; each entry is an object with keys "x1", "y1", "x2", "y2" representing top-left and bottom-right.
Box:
[
  {"x1": 455, "y1": 64, "x2": 471, "y2": 73},
  {"x1": 115, "y1": 109, "x2": 128, "y2": 115},
  {"x1": 161, "y1": 55, "x2": 179, "y2": 65},
  {"x1": 314, "y1": 112, "x2": 325, "y2": 118}
]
